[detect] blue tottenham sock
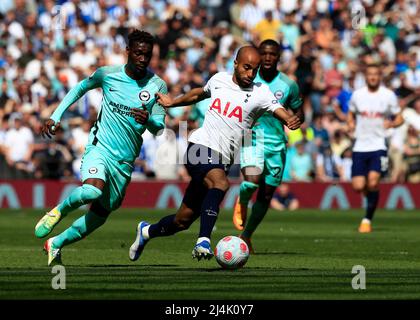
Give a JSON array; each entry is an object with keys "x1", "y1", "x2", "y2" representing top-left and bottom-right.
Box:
[
  {"x1": 365, "y1": 191, "x2": 379, "y2": 221},
  {"x1": 148, "y1": 214, "x2": 179, "y2": 239},
  {"x1": 57, "y1": 184, "x2": 102, "y2": 216},
  {"x1": 52, "y1": 211, "x2": 107, "y2": 248},
  {"x1": 198, "y1": 188, "x2": 226, "y2": 239}
]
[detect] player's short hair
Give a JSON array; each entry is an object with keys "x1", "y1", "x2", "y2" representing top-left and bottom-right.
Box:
[
  {"x1": 128, "y1": 29, "x2": 155, "y2": 48},
  {"x1": 259, "y1": 39, "x2": 280, "y2": 51},
  {"x1": 235, "y1": 45, "x2": 258, "y2": 60},
  {"x1": 365, "y1": 63, "x2": 382, "y2": 72}
]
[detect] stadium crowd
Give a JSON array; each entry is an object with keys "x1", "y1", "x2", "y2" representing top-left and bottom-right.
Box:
[{"x1": 0, "y1": 0, "x2": 419, "y2": 183}]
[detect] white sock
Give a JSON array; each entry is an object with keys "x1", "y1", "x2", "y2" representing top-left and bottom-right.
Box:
[
  {"x1": 142, "y1": 225, "x2": 150, "y2": 240},
  {"x1": 362, "y1": 218, "x2": 371, "y2": 224},
  {"x1": 197, "y1": 237, "x2": 210, "y2": 244}
]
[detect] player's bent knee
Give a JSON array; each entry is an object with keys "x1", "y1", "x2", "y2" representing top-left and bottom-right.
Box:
[
  {"x1": 353, "y1": 187, "x2": 364, "y2": 194},
  {"x1": 213, "y1": 179, "x2": 230, "y2": 192},
  {"x1": 352, "y1": 183, "x2": 365, "y2": 193},
  {"x1": 81, "y1": 184, "x2": 103, "y2": 202},
  {"x1": 242, "y1": 180, "x2": 259, "y2": 192},
  {"x1": 90, "y1": 201, "x2": 111, "y2": 218},
  {"x1": 367, "y1": 183, "x2": 379, "y2": 192},
  {"x1": 244, "y1": 174, "x2": 260, "y2": 185}
]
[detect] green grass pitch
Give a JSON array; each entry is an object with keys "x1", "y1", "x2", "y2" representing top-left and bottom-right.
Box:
[{"x1": 0, "y1": 208, "x2": 420, "y2": 300}]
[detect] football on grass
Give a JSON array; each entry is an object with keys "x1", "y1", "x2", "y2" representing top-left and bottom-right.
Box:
[{"x1": 215, "y1": 236, "x2": 249, "y2": 269}]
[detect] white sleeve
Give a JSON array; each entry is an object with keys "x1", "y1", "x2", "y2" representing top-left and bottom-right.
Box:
[
  {"x1": 349, "y1": 92, "x2": 357, "y2": 113},
  {"x1": 203, "y1": 74, "x2": 217, "y2": 96},
  {"x1": 389, "y1": 91, "x2": 400, "y2": 115}
]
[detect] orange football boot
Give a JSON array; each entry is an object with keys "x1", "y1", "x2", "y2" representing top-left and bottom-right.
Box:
[
  {"x1": 233, "y1": 198, "x2": 248, "y2": 231},
  {"x1": 358, "y1": 219, "x2": 372, "y2": 233}
]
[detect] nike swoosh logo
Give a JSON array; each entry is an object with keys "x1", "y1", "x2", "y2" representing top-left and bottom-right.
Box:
[
  {"x1": 109, "y1": 88, "x2": 117, "y2": 92},
  {"x1": 214, "y1": 87, "x2": 221, "y2": 89}
]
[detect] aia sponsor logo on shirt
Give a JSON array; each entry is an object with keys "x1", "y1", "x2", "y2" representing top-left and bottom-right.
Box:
[
  {"x1": 210, "y1": 98, "x2": 243, "y2": 122},
  {"x1": 360, "y1": 111, "x2": 385, "y2": 118}
]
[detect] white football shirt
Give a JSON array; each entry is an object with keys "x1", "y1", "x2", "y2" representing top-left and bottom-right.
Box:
[
  {"x1": 349, "y1": 86, "x2": 400, "y2": 152},
  {"x1": 188, "y1": 72, "x2": 284, "y2": 161}
]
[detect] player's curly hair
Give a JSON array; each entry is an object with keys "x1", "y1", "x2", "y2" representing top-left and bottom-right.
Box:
[
  {"x1": 128, "y1": 29, "x2": 155, "y2": 47},
  {"x1": 259, "y1": 39, "x2": 280, "y2": 51}
]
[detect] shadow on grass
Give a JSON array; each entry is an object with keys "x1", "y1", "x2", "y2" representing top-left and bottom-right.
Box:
[
  {"x1": 85, "y1": 264, "x2": 179, "y2": 268},
  {"x1": 253, "y1": 251, "x2": 304, "y2": 256}
]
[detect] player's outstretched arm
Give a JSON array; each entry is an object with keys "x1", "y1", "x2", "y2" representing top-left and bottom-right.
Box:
[
  {"x1": 43, "y1": 69, "x2": 103, "y2": 139},
  {"x1": 273, "y1": 108, "x2": 301, "y2": 130},
  {"x1": 155, "y1": 87, "x2": 209, "y2": 108},
  {"x1": 41, "y1": 119, "x2": 61, "y2": 139}
]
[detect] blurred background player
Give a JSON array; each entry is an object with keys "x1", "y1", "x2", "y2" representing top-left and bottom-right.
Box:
[
  {"x1": 129, "y1": 46, "x2": 301, "y2": 262},
  {"x1": 232, "y1": 39, "x2": 303, "y2": 253},
  {"x1": 34, "y1": 30, "x2": 167, "y2": 265},
  {"x1": 347, "y1": 63, "x2": 404, "y2": 233},
  {"x1": 271, "y1": 184, "x2": 300, "y2": 211}
]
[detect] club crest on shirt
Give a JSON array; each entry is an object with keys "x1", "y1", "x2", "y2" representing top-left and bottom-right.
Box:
[
  {"x1": 274, "y1": 90, "x2": 284, "y2": 100},
  {"x1": 88, "y1": 167, "x2": 98, "y2": 174},
  {"x1": 244, "y1": 93, "x2": 251, "y2": 103},
  {"x1": 139, "y1": 90, "x2": 150, "y2": 101}
]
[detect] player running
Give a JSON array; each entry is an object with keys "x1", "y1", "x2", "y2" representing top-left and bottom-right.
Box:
[
  {"x1": 34, "y1": 30, "x2": 168, "y2": 265},
  {"x1": 347, "y1": 63, "x2": 403, "y2": 233},
  {"x1": 232, "y1": 39, "x2": 304, "y2": 253},
  {"x1": 129, "y1": 46, "x2": 302, "y2": 262}
]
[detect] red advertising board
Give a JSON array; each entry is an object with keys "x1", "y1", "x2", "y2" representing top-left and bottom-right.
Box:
[
  {"x1": 0, "y1": 180, "x2": 419, "y2": 209},
  {"x1": 0, "y1": 180, "x2": 420, "y2": 209}
]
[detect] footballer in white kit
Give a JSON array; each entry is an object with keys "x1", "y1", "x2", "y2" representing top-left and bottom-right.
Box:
[
  {"x1": 129, "y1": 46, "x2": 301, "y2": 262},
  {"x1": 348, "y1": 64, "x2": 404, "y2": 233},
  {"x1": 188, "y1": 71, "x2": 283, "y2": 162}
]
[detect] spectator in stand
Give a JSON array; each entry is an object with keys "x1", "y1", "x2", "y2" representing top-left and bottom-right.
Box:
[
  {"x1": 332, "y1": 75, "x2": 355, "y2": 122},
  {"x1": 311, "y1": 113, "x2": 330, "y2": 153},
  {"x1": 68, "y1": 118, "x2": 91, "y2": 180},
  {"x1": 310, "y1": 59, "x2": 327, "y2": 115},
  {"x1": 315, "y1": 145, "x2": 341, "y2": 182},
  {"x1": 404, "y1": 52, "x2": 420, "y2": 91},
  {"x1": 239, "y1": 0, "x2": 264, "y2": 42},
  {"x1": 279, "y1": 11, "x2": 300, "y2": 52},
  {"x1": 289, "y1": 141, "x2": 313, "y2": 182},
  {"x1": 0, "y1": 0, "x2": 417, "y2": 182},
  {"x1": 336, "y1": 147, "x2": 353, "y2": 182},
  {"x1": 330, "y1": 129, "x2": 351, "y2": 157},
  {"x1": 271, "y1": 184, "x2": 299, "y2": 211},
  {"x1": 403, "y1": 125, "x2": 420, "y2": 183},
  {"x1": 252, "y1": 11, "x2": 280, "y2": 43},
  {"x1": 3, "y1": 113, "x2": 34, "y2": 178},
  {"x1": 324, "y1": 55, "x2": 344, "y2": 100},
  {"x1": 315, "y1": 17, "x2": 335, "y2": 50}
]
